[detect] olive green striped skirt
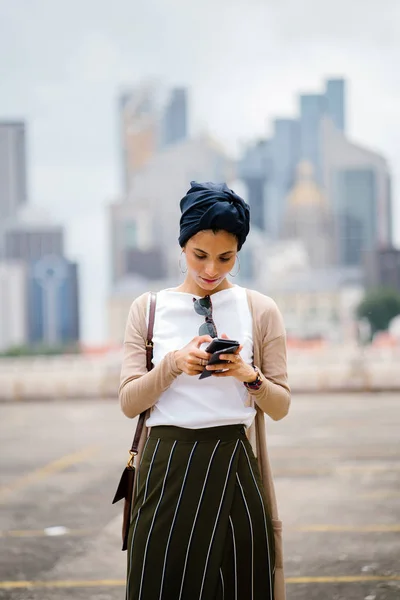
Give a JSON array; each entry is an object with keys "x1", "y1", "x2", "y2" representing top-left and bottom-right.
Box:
[{"x1": 126, "y1": 424, "x2": 275, "y2": 600}]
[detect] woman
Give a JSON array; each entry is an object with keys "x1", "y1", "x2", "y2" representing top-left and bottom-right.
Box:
[{"x1": 119, "y1": 181, "x2": 290, "y2": 600}]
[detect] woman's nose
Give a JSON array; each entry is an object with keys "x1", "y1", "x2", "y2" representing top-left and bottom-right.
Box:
[{"x1": 204, "y1": 262, "x2": 218, "y2": 277}]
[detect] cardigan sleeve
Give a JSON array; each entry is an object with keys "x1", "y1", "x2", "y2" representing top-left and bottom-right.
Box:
[
  {"x1": 119, "y1": 295, "x2": 182, "y2": 419},
  {"x1": 248, "y1": 298, "x2": 291, "y2": 421}
]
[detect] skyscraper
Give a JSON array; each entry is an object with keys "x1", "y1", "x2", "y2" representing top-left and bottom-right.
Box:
[
  {"x1": 299, "y1": 94, "x2": 326, "y2": 183},
  {"x1": 160, "y1": 88, "x2": 188, "y2": 148},
  {"x1": 3, "y1": 207, "x2": 80, "y2": 348},
  {"x1": 325, "y1": 78, "x2": 345, "y2": 132},
  {"x1": 266, "y1": 119, "x2": 301, "y2": 237},
  {"x1": 237, "y1": 140, "x2": 270, "y2": 230},
  {"x1": 299, "y1": 79, "x2": 346, "y2": 183},
  {"x1": 0, "y1": 121, "x2": 27, "y2": 221},
  {"x1": 119, "y1": 84, "x2": 188, "y2": 192},
  {"x1": 321, "y1": 117, "x2": 392, "y2": 266},
  {"x1": 119, "y1": 84, "x2": 159, "y2": 191},
  {"x1": 27, "y1": 256, "x2": 80, "y2": 346},
  {"x1": 239, "y1": 79, "x2": 347, "y2": 238}
]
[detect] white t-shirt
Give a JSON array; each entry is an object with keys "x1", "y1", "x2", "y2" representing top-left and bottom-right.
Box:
[{"x1": 146, "y1": 284, "x2": 256, "y2": 429}]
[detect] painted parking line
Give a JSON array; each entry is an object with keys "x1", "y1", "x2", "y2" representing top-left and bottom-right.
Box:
[
  {"x1": 286, "y1": 575, "x2": 400, "y2": 584},
  {"x1": 1, "y1": 575, "x2": 400, "y2": 589},
  {"x1": 292, "y1": 524, "x2": 400, "y2": 532},
  {"x1": 359, "y1": 490, "x2": 400, "y2": 499},
  {"x1": 0, "y1": 528, "x2": 95, "y2": 538},
  {"x1": 0, "y1": 445, "x2": 99, "y2": 503},
  {"x1": 0, "y1": 580, "x2": 125, "y2": 589},
  {"x1": 274, "y1": 464, "x2": 400, "y2": 477}
]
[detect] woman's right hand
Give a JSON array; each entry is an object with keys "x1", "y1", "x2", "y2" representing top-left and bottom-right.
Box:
[{"x1": 174, "y1": 335, "x2": 213, "y2": 376}]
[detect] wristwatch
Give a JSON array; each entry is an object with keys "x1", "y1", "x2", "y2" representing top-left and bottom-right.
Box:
[{"x1": 243, "y1": 366, "x2": 263, "y2": 391}]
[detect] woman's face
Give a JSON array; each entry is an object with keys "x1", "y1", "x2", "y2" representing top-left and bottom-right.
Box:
[{"x1": 183, "y1": 230, "x2": 238, "y2": 292}]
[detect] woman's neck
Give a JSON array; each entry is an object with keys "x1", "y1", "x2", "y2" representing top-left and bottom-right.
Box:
[{"x1": 175, "y1": 277, "x2": 234, "y2": 296}]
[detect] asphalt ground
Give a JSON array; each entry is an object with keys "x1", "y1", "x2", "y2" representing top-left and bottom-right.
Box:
[{"x1": 0, "y1": 393, "x2": 399, "y2": 600}]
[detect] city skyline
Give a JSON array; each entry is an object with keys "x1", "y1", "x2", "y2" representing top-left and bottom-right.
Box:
[{"x1": 1, "y1": 0, "x2": 399, "y2": 343}]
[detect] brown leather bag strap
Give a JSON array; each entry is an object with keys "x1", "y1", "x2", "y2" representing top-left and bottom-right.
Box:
[
  {"x1": 130, "y1": 292, "x2": 157, "y2": 455},
  {"x1": 146, "y1": 292, "x2": 157, "y2": 371}
]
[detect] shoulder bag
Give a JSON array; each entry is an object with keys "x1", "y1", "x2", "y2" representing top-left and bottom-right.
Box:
[{"x1": 112, "y1": 292, "x2": 157, "y2": 551}]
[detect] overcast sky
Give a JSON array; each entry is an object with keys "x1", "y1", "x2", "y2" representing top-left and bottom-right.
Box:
[{"x1": 1, "y1": 0, "x2": 399, "y2": 343}]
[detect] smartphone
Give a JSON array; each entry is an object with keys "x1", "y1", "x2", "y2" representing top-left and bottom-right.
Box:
[
  {"x1": 199, "y1": 338, "x2": 240, "y2": 380},
  {"x1": 205, "y1": 338, "x2": 240, "y2": 354}
]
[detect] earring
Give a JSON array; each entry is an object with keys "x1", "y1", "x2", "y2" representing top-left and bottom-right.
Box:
[
  {"x1": 229, "y1": 255, "x2": 240, "y2": 277},
  {"x1": 179, "y1": 251, "x2": 187, "y2": 274}
]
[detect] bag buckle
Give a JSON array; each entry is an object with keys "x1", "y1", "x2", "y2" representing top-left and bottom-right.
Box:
[{"x1": 127, "y1": 450, "x2": 137, "y2": 468}]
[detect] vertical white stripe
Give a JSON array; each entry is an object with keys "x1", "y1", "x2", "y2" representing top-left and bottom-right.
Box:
[
  {"x1": 178, "y1": 440, "x2": 221, "y2": 600},
  {"x1": 229, "y1": 516, "x2": 238, "y2": 600},
  {"x1": 241, "y1": 440, "x2": 273, "y2": 597},
  {"x1": 236, "y1": 474, "x2": 254, "y2": 600},
  {"x1": 158, "y1": 441, "x2": 198, "y2": 600},
  {"x1": 199, "y1": 440, "x2": 239, "y2": 600},
  {"x1": 126, "y1": 438, "x2": 160, "y2": 600},
  {"x1": 220, "y1": 568, "x2": 225, "y2": 600},
  {"x1": 138, "y1": 440, "x2": 177, "y2": 600}
]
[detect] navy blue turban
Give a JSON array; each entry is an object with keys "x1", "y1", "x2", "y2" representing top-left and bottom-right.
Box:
[{"x1": 178, "y1": 181, "x2": 250, "y2": 251}]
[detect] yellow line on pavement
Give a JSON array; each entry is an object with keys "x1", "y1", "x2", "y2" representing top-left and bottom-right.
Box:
[
  {"x1": 286, "y1": 575, "x2": 400, "y2": 584},
  {"x1": 275, "y1": 464, "x2": 400, "y2": 477},
  {"x1": 1, "y1": 575, "x2": 400, "y2": 589},
  {"x1": 359, "y1": 490, "x2": 400, "y2": 499},
  {"x1": 0, "y1": 528, "x2": 95, "y2": 538},
  {"x1": 0, "y1": 580, "x2": 125, "y2": 589},
  {"x1": 0, "y1": 445, "x2": 99, "y2": 503},
  {"x1": 293, "y1": 524, "x2": 400, "y2": 532}
]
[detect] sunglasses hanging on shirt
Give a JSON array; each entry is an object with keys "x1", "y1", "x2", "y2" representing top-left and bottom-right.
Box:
[{"x1": 193, "y1": 295, "x2": 218, "y2": 338}]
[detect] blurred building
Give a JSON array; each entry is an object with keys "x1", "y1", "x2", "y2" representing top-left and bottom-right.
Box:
[
  {"x1": 27, "y1": 255, "x2": 80, "y2": 346},
  {"x1": 0, "y1": 121, "x2": 27, "y2": 223},
  {"x1": 299, "y1": 79, "x2": 345, "y2": 185},
  {"x1": 0, "y1": 261, "x2": 27, "y2": 352},
  {"x1": 364, "y1": 246, "x2": 400, "y2": 292},
  {"x1": 119, "y1": 83, "x2": 188, "y2": 191},
  {"x1": 237, "y1": 139, "x2": 270, "y2": 230},
  {"x1": 0, "y1": 120, "x2": 81, "y2": 351},
  {"x1": 321, "y1": 117, "x2": 392, "y2": 265},
  {"x1": 4, "y1": 215, "x2": 64, "y2": 261},
  {"x1": 239, "y1": 78, "x2": 345, "y2": 238},
  {"x1": 282, "y1": 161, "x2": 334, "y2": 268},
  {"x1": 2, "y1": 206, "x2": 80, "y2": 349},
  {"x1": 238, "y1": 77, "x2": 392, "y2": 260},
  {"x1": 160, "y1": 88, "x2": 188, "y2": 148},
  {"x1": 263, "y1": 266, "x2": 364, "y2": 342}
]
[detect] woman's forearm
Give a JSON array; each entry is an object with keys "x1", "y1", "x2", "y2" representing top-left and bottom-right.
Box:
[
  {"x1": 249, "y1": 374, "x2": 291, "y2": 421},
  {"x1": 119, "y1": 351, "x2": 182, "y2": 418}
]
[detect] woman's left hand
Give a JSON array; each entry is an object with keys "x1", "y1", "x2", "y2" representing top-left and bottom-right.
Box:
[{"x1": 206, "y1": 333, "x2": 258, "y2": 384}]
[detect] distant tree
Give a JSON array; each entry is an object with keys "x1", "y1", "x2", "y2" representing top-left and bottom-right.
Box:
[{"x1": 356, "y1": 287, "x2": 400, "y2": 336}]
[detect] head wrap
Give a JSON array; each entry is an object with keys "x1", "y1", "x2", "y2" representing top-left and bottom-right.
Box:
[{"x1": 178, "y1": 181, "x2": 250, "y2": 250}]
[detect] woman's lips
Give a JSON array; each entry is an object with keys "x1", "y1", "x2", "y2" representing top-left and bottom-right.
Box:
[{"x1": 201, "y1": 277, "x2": 219, "y2": 284}]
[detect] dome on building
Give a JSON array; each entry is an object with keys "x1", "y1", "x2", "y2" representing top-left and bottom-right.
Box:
[
  {"x1": 287, "y1": 161, "x2": 328, "y2": 210},
  {"x1": 282, "y1": 161, "x2": 334, "y2": 269}
]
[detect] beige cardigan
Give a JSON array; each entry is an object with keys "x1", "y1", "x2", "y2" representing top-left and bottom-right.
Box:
[{"x1": 119, "y1": 288, "x2": 291, "y2": 600}]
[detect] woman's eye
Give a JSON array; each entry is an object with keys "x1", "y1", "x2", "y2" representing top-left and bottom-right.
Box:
[
  {"x1": 194, "y1": 254, "x2": 206, "y2": 260},
  {"x1": 219, "y1": 257, "x2": 230, "y2": 262}
]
